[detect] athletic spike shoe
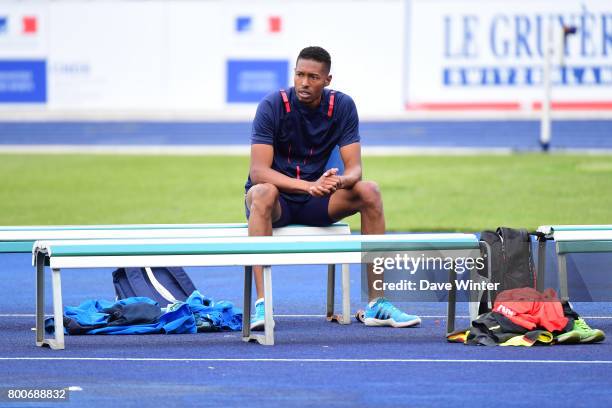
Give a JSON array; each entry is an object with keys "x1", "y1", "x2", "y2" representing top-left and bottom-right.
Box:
[
  {"x1": 250, "y1": 298, "x2": 275, "y2": 332},
  {"x1": 555, "y1": 318, "x2": 605, "y2": 344},
  {"x1": 572, "y1": 318, "x2": 605, "y2": 344},
  {"x1": 363, "y1": 298, "x2": 421, "y2": 328}
]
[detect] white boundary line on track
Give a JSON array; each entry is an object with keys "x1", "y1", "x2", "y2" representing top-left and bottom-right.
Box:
[
  {"x1": 3, "y1": 313, "x2": 612, "y2": 319},
  {"x1": 0, "y1": 357, "x2": 610, "y2": 364}
]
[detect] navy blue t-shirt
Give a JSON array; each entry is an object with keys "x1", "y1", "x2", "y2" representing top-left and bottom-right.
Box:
[{"x1": 245, "y1": 87, "x2": 360, "y2": 201}]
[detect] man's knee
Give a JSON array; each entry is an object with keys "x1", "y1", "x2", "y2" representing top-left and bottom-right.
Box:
[
  {"x1": 354, "y1": 181, "x2": 382, "y2": 209},
  {"x1": 248, "y1": 183, "x2": 279, "y2": 215}
]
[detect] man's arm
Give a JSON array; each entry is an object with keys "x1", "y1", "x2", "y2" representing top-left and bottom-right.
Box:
[
  {"x1": 307, "y1": 143, "x2": 361, "y2": 196},
  {"x1": 338, "y1": 142, "x2": 362, "y2": 189},
  {"x1": 249, "y1": 144, "x2": 313, "y2": 194},
  {"x1": 249, "y1": 98, "x2": 311, "y2": 194}
]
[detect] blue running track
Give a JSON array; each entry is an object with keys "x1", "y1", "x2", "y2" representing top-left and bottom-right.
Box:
[
  {"x1": 0, "y1": 245, "x2": 611, "y2": 407},
  {"x1": 0, "y1": 120, "x2": 611, "y2": 149},
  {"x1": 1, "y1": 120, "x2": 611, "y2": 406}
]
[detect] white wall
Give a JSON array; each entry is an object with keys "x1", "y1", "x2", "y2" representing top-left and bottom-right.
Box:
[{"x1": 0, "y1": 0, "x2": 610, "y2": 119}]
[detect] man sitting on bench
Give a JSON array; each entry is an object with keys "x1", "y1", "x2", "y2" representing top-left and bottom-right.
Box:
[{"x1": 244, "y1": 46, "x2": 420, "y2": 330}]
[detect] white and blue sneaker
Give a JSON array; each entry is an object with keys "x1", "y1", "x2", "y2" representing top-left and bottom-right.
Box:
[
  {"x1": 363, "y1": 298, "x2": 421, "y2": 328},
  {"x1": 250, "y1": 298, "x2": 275, "y2": 331}
]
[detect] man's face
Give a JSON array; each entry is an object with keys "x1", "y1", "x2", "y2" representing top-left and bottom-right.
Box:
[{"x1": 294, "y1": 58, "x2": 331, "y2": 108}]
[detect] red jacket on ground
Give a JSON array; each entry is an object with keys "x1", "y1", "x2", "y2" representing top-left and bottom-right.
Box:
[{"x1": 492, "y1": 288, "x2": 568, "y2": 332}]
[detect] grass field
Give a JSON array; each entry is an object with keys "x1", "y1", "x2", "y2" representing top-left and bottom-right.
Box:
[{"x1": 1, "y1": 153, "x2": 610, "y2": 231}]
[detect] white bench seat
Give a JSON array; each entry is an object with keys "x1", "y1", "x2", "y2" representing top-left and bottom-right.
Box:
[{"x1": 0, "y1": 223, "x2": 350, "y2": 253}]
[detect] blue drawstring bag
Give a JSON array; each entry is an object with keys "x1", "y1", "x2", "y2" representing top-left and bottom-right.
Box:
[{"x1": 112, "y1": 267, "x2": 198, "y2": 307}]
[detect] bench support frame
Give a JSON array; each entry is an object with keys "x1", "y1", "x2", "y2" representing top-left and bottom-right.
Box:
[
  {"x1": 446, "y1": 243, "x2": 492, "y2": 334},
  {"x1": 36, "y1": 251, "x2": 65, "y2": 350},
  {"x1": 241, "y1": 263, "x2": 351, "y2": 346},
  {"x1": 36, "y1": 257, "x2": 352, "y2": 349}
]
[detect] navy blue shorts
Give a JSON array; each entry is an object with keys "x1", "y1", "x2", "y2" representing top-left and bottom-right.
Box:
[{"x1": 244, "y1": 193, "x2": 335, "y2": 228}]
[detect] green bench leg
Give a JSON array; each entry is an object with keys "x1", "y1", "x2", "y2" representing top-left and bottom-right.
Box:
[
  {"x1": 35, "y1": 255, "x2": 65, "y2": 350},
  {"x1": 468, "y1": 242, "x2": 492, "y2": 324},
  {"x1": 262, "y1": 266, "x2": 274, "y2": 345},
  {"x1": 468, "y1": 267, "x2": 485, "y2": 324},
  {"x1": 447, "y1": 266, "x2": 457, "y2": 334},
  {"x1": 35, "y1": 252, "x2": 46, "y2": 347},
  {"x1": 242, "y1": 265, "x2": 274, "y2": 346},
  {"x1": 446, "y1": 245, "x2": 492, "y2": 335},
  {"x1": 242, "y1": 266, "x2": 252, "y2": 342},
  {"x1": 326, "y1": 264, "x2": 335, "y2": 320},
  {"x1": 50, "y1": 268, "x2": 65, "y2": 350},
  {"x1": 326, "y1": 264, "x2": 351, "y2": 325},
  {"x1": 342, "y1": 264, "x2": 350, "y2": 324},
  {"x1": 537, "y1": 238, "x2": 547, "y2": 292},
  {"x1": 557, "y1": 251, "x2": 569, "y2": 301}
]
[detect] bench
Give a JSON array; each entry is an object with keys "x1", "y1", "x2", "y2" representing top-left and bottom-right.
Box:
[
  {"x1": 0, "y1": 223, "x2": 349, "y2": 252},
  {"x1": 0, "y1": 223, "x2": 352, "y2": 346},
  {"x1": 33, "y1": 233, "x2": 484, "y2": 349},
  {"x1": 536, "y1": 225, "x2": 612, "y2": 300}
]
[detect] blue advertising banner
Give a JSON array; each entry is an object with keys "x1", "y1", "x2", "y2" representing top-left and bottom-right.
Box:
[
  {"x1": 0, "y1": 60, "x2": 47, "y2": 103},
  {"x1": 227, "y1": 59, "x2": 289, "y2": 103}
]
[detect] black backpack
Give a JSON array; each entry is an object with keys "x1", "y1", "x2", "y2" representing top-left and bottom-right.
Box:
[
  {"x1": 478, "y1": 227, "x2": 537, "y2": 313},
  {"x1": 112, "y1": 267, "x2": 198, "y2": 306}
]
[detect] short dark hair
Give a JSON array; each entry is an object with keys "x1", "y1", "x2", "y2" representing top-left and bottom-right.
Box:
[{"x1": 297, "y1": 46, "x2": 331, "y2": 73}]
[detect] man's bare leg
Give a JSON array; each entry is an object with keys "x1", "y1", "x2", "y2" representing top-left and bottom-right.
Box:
[
  {"x1": 328, "y1": 180, "x2": 385, "y2": 301},
  {"x1": 245, "y1": 183, "x2": 283, "y2": 300},
  {"x1": 329, "y1": 181, "x2": 420, "y2": 327}
]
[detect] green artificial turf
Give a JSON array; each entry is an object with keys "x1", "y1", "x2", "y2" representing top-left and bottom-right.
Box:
[{"x1": 1, "y1": 153, "x2": 610, "y2": 232}]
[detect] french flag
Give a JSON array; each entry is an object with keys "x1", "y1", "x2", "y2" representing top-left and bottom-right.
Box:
[
  {"x1": 22, "y1": 16, "x2": 37, "y2": 34},
  {"x1": 268, "y1": 16, "x2": 282, "y2": 33}
]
